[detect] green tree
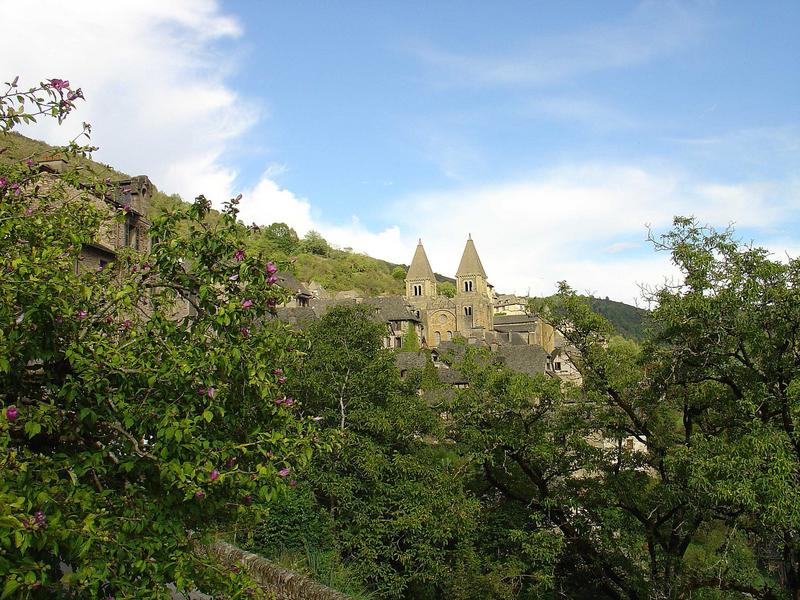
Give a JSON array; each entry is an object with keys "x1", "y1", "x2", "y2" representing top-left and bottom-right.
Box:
[
  {"x1": 401, "y1": 326, "x2": 420, "y2": 352},
  {"x1": 392, "y1": 266, "x2": 406, "y2": 281},
  {"x1": 439, "y1": 282, "x2": 456, "y2": 298},
  {"x1": 0, "y1": 78, "x2": 317, "y2": 598},
  {"x1": 262, "y1": 221, "x2": 300, "y2": 254},
  {"x1": 289, "y1": 306, "x2": 479, "y2": 599},
  {"x1": 300, "y1": 230, "x2": 331, "y2": 256},
  {"x1": 450, "y1": 217, "x2": 796, "y2": 599}
]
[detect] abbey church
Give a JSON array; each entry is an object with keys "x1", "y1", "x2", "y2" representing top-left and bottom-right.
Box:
[{"x1": 405, "y1": 236, "x2": 495, "y2": 347}]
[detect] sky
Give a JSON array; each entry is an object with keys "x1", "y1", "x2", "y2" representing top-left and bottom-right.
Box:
[{"x1": 2, "y1": 0, "x2": 799, "y2": 303}]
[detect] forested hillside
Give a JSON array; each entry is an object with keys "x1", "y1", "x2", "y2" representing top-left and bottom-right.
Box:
[{"x1": 3, "y1": 132, "x2": 646, "y2": 326}]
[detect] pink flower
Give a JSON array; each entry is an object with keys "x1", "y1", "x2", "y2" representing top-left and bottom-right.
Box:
[
  {"x1": 283, "y1": 397, "x2": 294, "y2": 407},
  {"x1": 195, "y1": 490, "x2": 205, "y2": 499},
  {"x1": 0, "y1": 177, "x2": 6, "y2": 187},
  {"x1": 123, "y1": 203, "x2": 131, "y2": 214},
  {"x1": 228, "y1": 274, "x2": 239, "y2": 281},
  {"x1": 277, "y1": 376, "x2": 287, "y2": 384},
  {"x1": 5, "y1": 406, "x2": 18, "y2": 421},
  {"x1": 234, "y1": 249, "x2": 245, "y2": 261},
  {"x1": 240, "y1": 327, "x2": 250, "y2": 337},
  {"x1": 48, "y1": 78, "x2": 70, "y2": 90},
  {"x1": 278, "y1": 468, "x2": 290, "y2": 478},
  {"x1": 231, "y1": 566, "x2": 241, "y2": 574},
  {"x1": 77, "y1": 310, "x2": 88, "y2": 319},
  {"x1": 25, "y1": 159, "x2": 34, "y2": 168},
  {"x1": 225, "y1": 457, "x2": 236, "y2": 469},
  {"x1": 267, "y1": 275, "x2": 278, "y2": 285},
  {"x1": 210, "y1": 469, "x2": 220, "y2": 482},
  {"x1": 266, "y1": 261, "x2": 278, "y2": 275},
  {"x1": 25, "y1": 207, "x2": 34, "y2": 216},
  {"x1": 289, "y1": 480, "x2": 297, "y2": 488},
  {"x1": 207, "y1": 387, "x2": 216, "y2": 399},
  {"x1": 122, "y1": 320, "x2": 131, "y2": 329},
  {"x1": 11, "y1": 183, "x2": 20, "y2": 196},
  {"x1": 273, "y1": 368, "x2": 283, "y2": 376},
  {"x1": 241, "y1": 299, "x2": 253, "y2": 309}
]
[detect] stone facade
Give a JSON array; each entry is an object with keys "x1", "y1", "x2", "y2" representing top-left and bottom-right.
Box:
[{"x1": 405, "y1": 236, "x2": 496, "y2": 348}]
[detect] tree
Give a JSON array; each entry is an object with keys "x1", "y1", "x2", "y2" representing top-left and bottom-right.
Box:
[
  {"x1": 392, "y1": 266, "x2": 406, "y2": 281},
  {"x1": 261, "y1": 221, "x2": 299, "y2": 255},
  {"x1": 449, "y1": 217, "x2": 796, "y2": 599},
  {"x1": 300, "y1": 230, "x2": 330, "y2": 257},
  {"x1": 0, "y1": 78, "x2": 317, "y2": 598},
  {"x1": 439, "y1": 282, "x2": 456, "y2": 298},
  {"x1": 288, "y1": 306, "x2": 479, "y2": 598},
  {"x1": 401, "y1": 326, "x2": 420, "y2": 352}
]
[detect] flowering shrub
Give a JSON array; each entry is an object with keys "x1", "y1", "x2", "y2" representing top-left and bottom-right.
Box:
[{"x1": 0, "y1": 79, "x2": 319, "y2": 598}]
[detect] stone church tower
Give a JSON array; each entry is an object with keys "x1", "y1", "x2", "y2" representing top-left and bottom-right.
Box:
[
  {"x1": 455, "y1": 235, "x2": 494, "y2": 333},
  {"x1": 403, "y1": 236, "x2": 494, "y2": 347},
  {"x1": 406, "y1": 239, "x2": 437, "y2": 304}
]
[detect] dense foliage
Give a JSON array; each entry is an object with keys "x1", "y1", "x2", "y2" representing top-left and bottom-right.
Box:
[{"x1": 1, "y1": 79, "x2": 318, "y2": 598}]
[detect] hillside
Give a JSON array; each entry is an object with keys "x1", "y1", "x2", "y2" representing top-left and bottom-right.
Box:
[{"x1": 3, "y1": 132, "x2": 647, "y2": 338}]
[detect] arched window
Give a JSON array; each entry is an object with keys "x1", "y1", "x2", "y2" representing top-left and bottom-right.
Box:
[
  {"x1": 412, "y1": 284, "x2": 422, "y2": 296},
  {"x1": 434, "y1": 331, "x2": 441, "y2": 345},
  {"x1": 464, "y1": 280, "x2": 473, "y2": 292},
  {"x1": 446, "y1": 331, "x2": 453, "y2": 340},
  {"x1": 464, "y1": 306, "x2": 472, "y2": 316}
]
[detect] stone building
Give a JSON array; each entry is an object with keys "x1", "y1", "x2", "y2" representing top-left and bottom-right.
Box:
[
  {"x1": 36, "y1": 157, "x2": 152, "y2": 273},
  {"x1": 405, "y1": 236, "x2": 495, "y2": 347}
]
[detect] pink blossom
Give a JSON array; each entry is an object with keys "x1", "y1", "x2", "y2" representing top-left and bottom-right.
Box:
[
  {"x1": 195, "y1": 491, "x2": 205, "y2": 499},
  {"x1": 267, "y1": 275, "x2": 278, "y2": 285},
  {"x1": 277, "y1": 376, "x2": 287, "y2": 384},
  {"x1": 207, "y1": 387, "x2": 216, "y2": 399},
  {"x1": 11, "y1": 183, "x2": 20, "y2": 196},
  {"x1": 210, "y1": 469, "x2": 220, "y2": 482},
  {"x1": 25, "y1": 159, "x2": 34, "y2": 168},
  {"x1": 273, "y1": 368, "x2": 283, "y2": 376},
  {"x1": 241, "y1": 299, "x2": 253, "y2": 309},
  {"x1": 283, "y1": 397, "x2": 294, "y2": 407},
  {"x1": 278, "y1": 468, "x2": 290, "y2": 478},
  {"x1": 266, "y1": 261, "x2": 278, "y2": 275},
  {"x1": 225, "y1": 457, "x2": 236, "y2": 469},
  {"x1": 5, "y1": 406, "x2": 18, "y2": 421},
  {"x1": 234, "y1": 249, "x2": 245, "y2": 261},
  {"x1": 77, "y1": 310, "x2": 88, "y2": 319},
  {"x1": 123, "y1": 203, "x2": 131, "y2": 214},
  {"x1": 0, "y1": 177, "x2": 6, "y2": 187},
  {"x1": 25, "y1": 207, "x2": 34, "y2": 216},
  {"x1": 228, "y1": 274, "x2": 239, "y2": 281},
  {"x1": 48, "y1": 78, "x2": 70, "y2": 90},
  {"x1": 240, "y1": 327, "x2": 250, "y2": 337},
  {"x1": 289, "y1": 480, "x2": 297, "y2": 488}
]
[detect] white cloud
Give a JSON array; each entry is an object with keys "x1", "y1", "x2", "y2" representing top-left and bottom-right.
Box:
[
  {"x1": 2, "y1": 0, "x2": 251, "y2": 204},
  {"x1": 386, "y1": 163, "x2": 799, "y2": 304},
  {"x1": 239, "y1": 171, "x2": 408, "y2": 262},
  {"x1": 239, "y1": 162, "x2": 798, "y2": 305}
]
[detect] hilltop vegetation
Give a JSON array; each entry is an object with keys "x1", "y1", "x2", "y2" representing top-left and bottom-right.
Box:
[{"x1": 3, "y1": 132, "x2": 647, "y2": 329}]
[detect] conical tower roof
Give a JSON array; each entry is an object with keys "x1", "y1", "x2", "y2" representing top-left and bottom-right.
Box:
[
  {"x1": 407, "y1": 239, "x2": 436, "y2": 281},
  {"x1": 456, "y1": 234, "x2": 487, "y2": 278}
]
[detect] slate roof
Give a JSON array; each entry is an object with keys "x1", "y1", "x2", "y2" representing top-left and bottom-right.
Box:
[
  {"x1": 394, "y1": 352, "x2": 427, "y2": 371},
  {"x1": 456, "y1": 235, "x2": 487, "y2": 278},
  {"x1": 277, "y1": 272, "x2": 311, "y2": 296},
  {"x1": 407, "y1": 240, "x2": 436, "y2": 281},
  {"x1": 274, "y1": 306, "x2": 318, "y2": 328},
  {"x1": 495, "y1": 345, "x2": 549, "y2": 378},
  {"x1": 493, "y1": 314, "x2": 538, "y2": 325},
  {"x1": 363, "y1": 296, "x2": 420, "y2": 322}
]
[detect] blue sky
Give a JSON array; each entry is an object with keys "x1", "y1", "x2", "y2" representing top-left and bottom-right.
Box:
[{"x1": 5, "y1": 1, "x2": 799, "y2": 302}]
